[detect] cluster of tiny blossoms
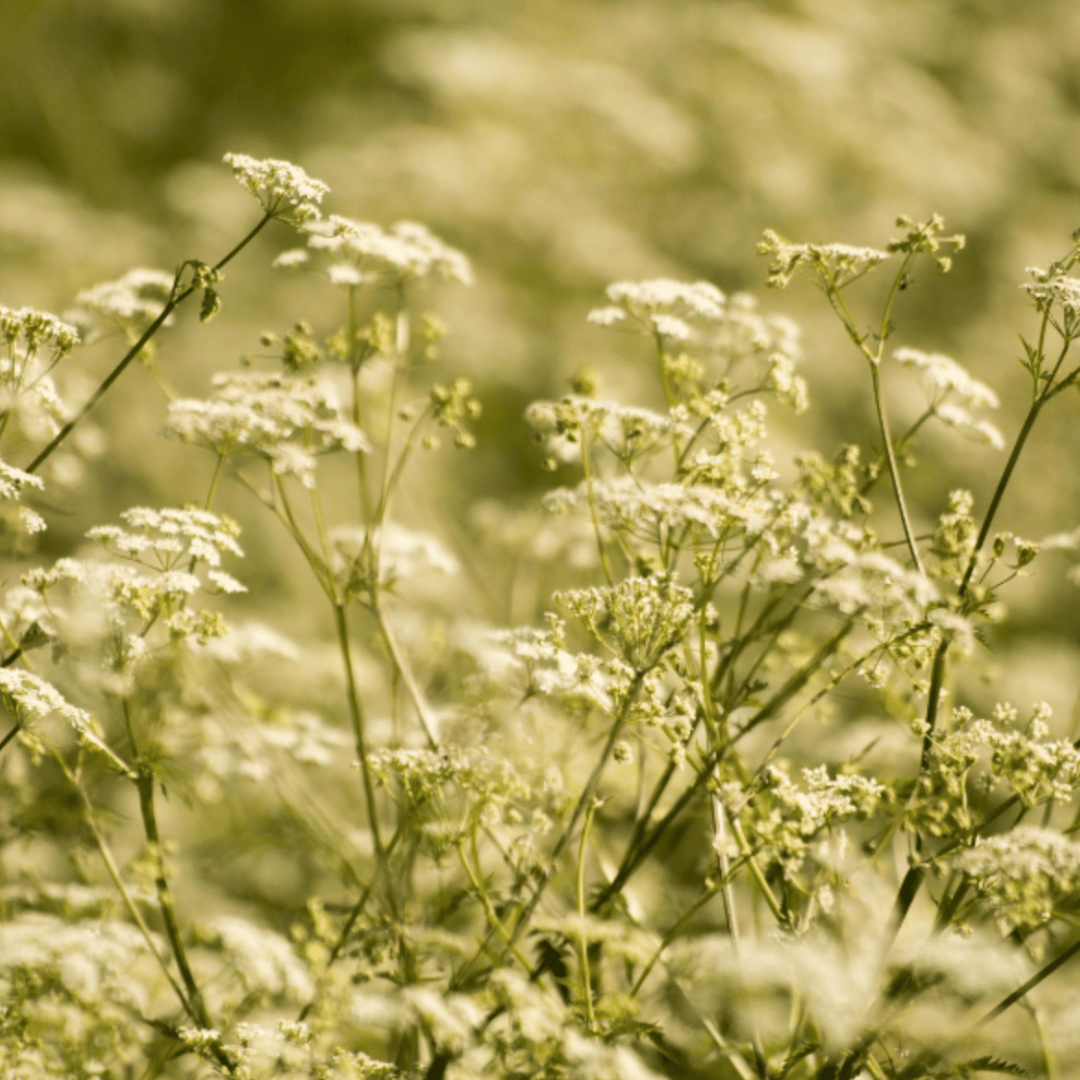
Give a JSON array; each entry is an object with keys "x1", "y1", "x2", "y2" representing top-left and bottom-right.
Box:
[
  {"x1": 282, "y1": 214, "x2": 474, "y2": 288},
  {"x1": 957, "y1": 827, "x2": 1080, "y2": 931},
  {"x1": 555, "y1": 575, "x2": 695, "y2": 671},
  {"x1": 166, "y1": 372, "x2": 370, "y2": 488},
  {"x1": 68, "y1": 267, "x2": 175, "y2": 338},
  {"x1": 223, "y1": 152, "x2": 329, "y2": 224},
  {"x1": 0, "y1": 306, "x2": 78, "y2": 449},
  {"x1": 894, "y1": 346, "x2": 1004, "y2": 449},
  {"x1": 729, "y1": 765, "x2": 886, "y2": 881}
]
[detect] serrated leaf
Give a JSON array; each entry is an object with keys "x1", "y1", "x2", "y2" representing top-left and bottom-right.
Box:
[{"x1": 957, "y1": 1057, "x2": 1032, "y2": 1077}]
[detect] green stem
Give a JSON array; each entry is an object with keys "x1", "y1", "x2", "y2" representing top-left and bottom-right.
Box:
[
  {"x1": 333, "y1": 603, "x2": 385, "y2": 862},
  {"x1": 576, "y1": 798, "x2": 598, "y2": 1031},
  {"x1": 868, "y1": 359, "x2": 925, "y2": 576},
  {"x1": 372, "y1": 594, "x2": 439, "y2": 748},
  {"x1": 135, "y1": 772, "x2": 212, "y2": 1028},
  {"x1": 582, "y1": 427, "x2": 615, "y2": 587},
  {"x1": 24, "y1": 212, "x2": 273, "y2": 476},
  {"x1": 978, "y1": 933, "x2": 1080, "y2": 1026},
  {"x1": 60, "y1": 757, "x2": 193, "y2": 1018},
  {"x1": 726, "y1": 806, "x2": 786, "y2": 927},
  {"x1": 456, "y1": 830, "x2": 535, "y2": 977}
]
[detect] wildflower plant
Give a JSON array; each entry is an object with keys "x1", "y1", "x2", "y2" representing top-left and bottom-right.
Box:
[{"x1": 4, "y1": 156, "x2": 1080, "y2": 1080}]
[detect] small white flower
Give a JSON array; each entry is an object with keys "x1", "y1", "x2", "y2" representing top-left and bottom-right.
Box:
[{"x1": 223, "y1": 152, "x2": 329, "y2": 224}]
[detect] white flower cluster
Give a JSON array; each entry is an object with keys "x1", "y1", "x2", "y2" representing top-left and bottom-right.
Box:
[
  {"x1": 223, "y1": 152, "x2": 330, "y2": 224},
  {"x1": 758, "y1": 230, "x2": 892, "y2": 289},
  {"x1": 87, "y1": 506, "x2": 243, "y2": 572},
  {"x1": 195, "y1": 915, "x2": 314, "y2": 1005},
  {"x1": 0, "y1": 306, "x2": 77, "y2": 450},
  {"x1": 302, "y1": 214, "x2": 473, "y2": 287},
  {"x1": 932, "y1": 702, "x2": 1080, "y2": 809},
  {"x1": 0, "y1": 457, "x2": 45, "y2": 535},
  {"x1": 685, "y1": 397, "x2": 772, "y2": 481},
  {"x1": 189, "y1": 710, "x2": 351, "y2": 802},
  {"x1": 525, "y1": 395, "x2": 690, "y2": 465},
  {"x1": 167, "y1": 372, "x2": 370, "y2": 488},
  {"x1": 0, "y1": 667, "x2": 126, "y2": 771},
  {"x1": 13, "y1": 509, "x2": 245, "y2": 673},
  {"x1": 894, "y1": 346, "x2": 1003, "y2": 449},
  {"x1": 589, "y1": 281, "x2": 807, "y2": 411},
  {"x1": 956, "y1": 826, "x2": 1080, "y2": 930},
  {"x1": 71, "y1": 267, "x2": 174, "y2": 332},
  {"x1": 545, "y1": 476, "x2": 765, "y2": 552},
  {"x1": 893, "y1": 347, "x2": 998, "y2": 410},
  {"x1": 0, "y1": 668, "x2": 93, "y2": 735},
  {"x1": 0, "y1": 912, "x2": 152, "y2": 1076},
  {"x1": 488, "y1": 621, "x2": 620, "y2": 710},
  {"x1": 367, "y1": 745, "x2": 530, "y2": 820},
  {"x1": 1022, "y1": 266, "x2": 1080, "y2": 322},
  {"x1": 555, "y1": 575, "x2": 695, "y2": 669},
  {"x1": 738, "y1": 764, "x2": 885, "y2": 880},
  {"x1": 0, "y1": 305, "x2": 79, "y2": 358},
  {"x1": 805, "y1": 525, "x2": 939, "y2": 623},
  {"x1": 588, "y1": 278, "x2": 726, "y2": 339}
]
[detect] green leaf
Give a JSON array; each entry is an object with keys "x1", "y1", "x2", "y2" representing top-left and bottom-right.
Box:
[{"x1": 957, "y1": 1057, "x2": 1032, "y2": 1077}]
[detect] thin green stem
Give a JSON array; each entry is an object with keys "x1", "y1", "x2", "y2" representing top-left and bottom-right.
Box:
[
  {"x1": 581, "y1": 427, "x2": 615, "y2": 587},
  {"x1": 576, "y1": 798, "x2": 598, "y2": 1031},
  {"x1": 978, "y1": 933, "x2": 1080, "y2": 1026},
  {"x1": 456, "y1": 831, "x2": 535, "y2": 977},
  {"x1": 24, "y1": 212, "x2": 273, "y2": 476},
  {"x1": 333, "y1": 603, "x2": 385, "y2": 862},
  {"x1": 868, "y1": 359, "x2": 925, "y2": 576},
  {"x1": 726, "y1": 805, "x2": 786, "y2": 927},
  {"x1": 372, "y1": 594, "x2": 439, "y2": 748},
  {"x1": 135, "y1": 771, "x2": 212, "y2": 1028},
  {"x1": 59, "y1": 756, "x2": 193, "y2": 1020}
]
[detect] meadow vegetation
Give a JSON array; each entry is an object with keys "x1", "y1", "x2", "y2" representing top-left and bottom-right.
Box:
[{"x1": 3, "y1": 148, "x2": 1080, "y2": 1079}]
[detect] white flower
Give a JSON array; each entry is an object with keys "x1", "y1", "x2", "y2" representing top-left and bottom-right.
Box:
[
  {"x1": 0, "y1": 305, "x2": 79, "y2": 355},
  {"x1": 893, "y1": 347, "x2": 999, "y2": 410},
  {"x1": 271, "y1": 248, "x2": 309, "y2": 269},
  {"x1": 651, "y1": 313, "x2": 694, "y2": 341},
  {"x1": 586, "y1": 305, "x2": 626, "y2": 327},
  {"x1": 88, "y1": 507, "x2": 243, "y2": 570},
  {"x1": 759, "y1": 230, "x2": 891, "y2": 288},
  {"x1": 166, "y1": 372, "x2": 370, "y2": 485},
  {"x1": 223, "y1": 152, "x2": 329, "y2": 224},
  {"x1": 199, "y1": 914, "x2": 314, "y2": 1001},
  {"x1": 306, "y1": 215, "x2": 472, "y2": 286},
  {"x1": 933, "y1": 403, "x2": 1005, "y2": 449},
  {"x1": 0, "y1": 669, "x2": 91, "y2": 732},
  {"x1": 1022, "y1": 268, "x2": 1080, "y2": 318},
  {"x1": 957, "y1": 827, "x2": 1080, "y2": 928},
  {"x1": 0, "y1": 458, "x2": 44, "y2": 503},
  {"x1": 594, "y1": 279, "x2": 726, "y2": 329},
  {"x1": 70, "y1": 268, "x2": 174, "y2": 331},
  {"x1": 327, "y1": 262, "x2": 364, "y2": 286}
]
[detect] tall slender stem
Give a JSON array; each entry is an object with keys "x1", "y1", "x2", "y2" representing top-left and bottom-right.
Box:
[
  {"x1": 333, "y1": 603, "x2": 384, "y2": 862},
  {"x1": 135, "y1": 772, "x2": 212, "y2": 1028},
  {"x1": 868, "y1": 359, "x2": 925, "y2": 576}
]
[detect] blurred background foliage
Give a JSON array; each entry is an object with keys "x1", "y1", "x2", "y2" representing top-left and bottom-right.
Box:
[{"x1": 3, "y1": 0, "x2": 1080, "y2": 685}]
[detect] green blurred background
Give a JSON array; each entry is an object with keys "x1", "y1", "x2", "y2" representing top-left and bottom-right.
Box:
[{"x1": 4, "y1": 0, "x2": 1080, "y2": 697}]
